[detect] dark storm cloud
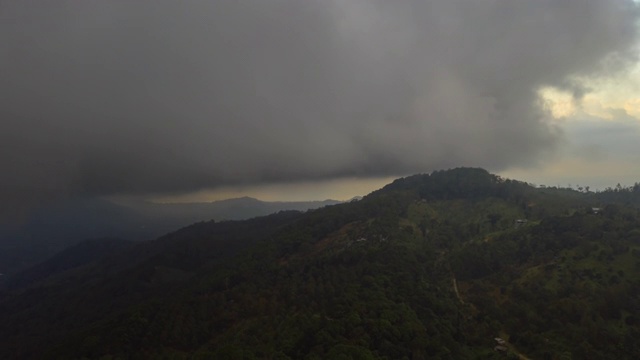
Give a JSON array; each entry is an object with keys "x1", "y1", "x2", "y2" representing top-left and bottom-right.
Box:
[{"x1": 1, "y1": 0, "x2": 639, "y2": 215}]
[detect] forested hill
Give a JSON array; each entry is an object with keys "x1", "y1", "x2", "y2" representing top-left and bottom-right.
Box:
[{"x1": 2, "y1": 168, "x2": 640, "y2": 359}]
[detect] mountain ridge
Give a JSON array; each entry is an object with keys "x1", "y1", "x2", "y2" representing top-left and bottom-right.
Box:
[{"x1": 0, "y1": 196, "x2": 342, "y2": 277}]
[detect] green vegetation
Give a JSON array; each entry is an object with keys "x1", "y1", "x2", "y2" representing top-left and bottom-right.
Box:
[{"x1": 1, "y1": 168, "x2": 639, "y2": 359}]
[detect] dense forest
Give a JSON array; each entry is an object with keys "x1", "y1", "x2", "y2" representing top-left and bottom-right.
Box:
[{"x1": 1, "y1": 168, "x2": 640, "y2": 359}]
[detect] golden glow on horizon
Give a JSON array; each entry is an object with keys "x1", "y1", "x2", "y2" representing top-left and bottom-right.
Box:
[{"x1": 151, "y1": 176, "x2": 396, "y2": 203}]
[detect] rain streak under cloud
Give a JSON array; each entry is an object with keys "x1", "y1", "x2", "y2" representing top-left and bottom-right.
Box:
[{"x1": 1, "y1": 0, "x2": 639, "y2": 216}]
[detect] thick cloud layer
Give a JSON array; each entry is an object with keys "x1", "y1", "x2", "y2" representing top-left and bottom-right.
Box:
[{"x1": 1, "y1": 0, "x2": 639, "y2": 216}]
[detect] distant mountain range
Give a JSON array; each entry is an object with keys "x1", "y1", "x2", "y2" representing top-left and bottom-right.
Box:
[{"x1": 0, "y1": 196, "x2": 342, "y2": 276}]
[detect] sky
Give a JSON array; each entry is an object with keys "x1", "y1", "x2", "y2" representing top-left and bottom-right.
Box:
[{"x1": 2, "y1": 0, "x2": 640, "y2": 217}]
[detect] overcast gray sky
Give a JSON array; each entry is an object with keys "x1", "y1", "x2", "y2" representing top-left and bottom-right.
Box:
[{"x1": 2, "y1": 0, "x2": 640, "y2": 217}]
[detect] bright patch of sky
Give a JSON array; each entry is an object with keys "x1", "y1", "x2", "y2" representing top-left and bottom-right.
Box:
[{"x1": 502, "y1": 59, "x2": 640, "y2": 190}]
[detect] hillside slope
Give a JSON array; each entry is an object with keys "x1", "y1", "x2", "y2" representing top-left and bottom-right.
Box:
[
  {"x1": 0, "y1": 197, "x2": 341, "y2": 277},
  {"x1": 1, "y1": 168, "x2": 639, "y2": 359}
]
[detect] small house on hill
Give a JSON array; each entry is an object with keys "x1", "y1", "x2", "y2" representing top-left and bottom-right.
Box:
[{"x1": 514, "y1": 219, "x2": 527, "y2": 228}]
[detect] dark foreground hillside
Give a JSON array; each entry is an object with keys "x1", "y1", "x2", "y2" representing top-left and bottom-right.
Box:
[{"x1": 1, "y1": 168, "x2": 640, "y2": 359}]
